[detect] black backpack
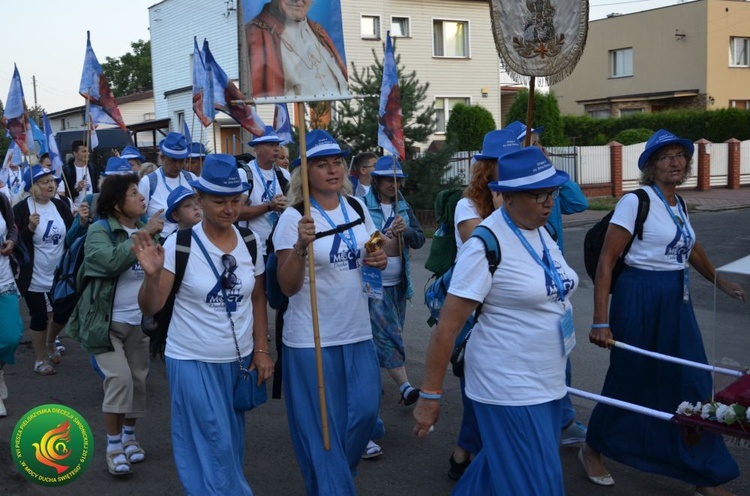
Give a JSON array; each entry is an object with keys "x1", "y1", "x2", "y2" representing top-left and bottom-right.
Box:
[
  {"x1": 583, "y1": 189, "x2": 686, "y2": 285},
  {"x1": 148, "y1": 226, "x2": 257, "y2": 358}
]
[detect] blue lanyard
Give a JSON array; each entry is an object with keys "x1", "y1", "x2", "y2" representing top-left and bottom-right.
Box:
[
  {"x1": 160, "y1": 168, "x2": 183, "y2": 194},
  {"x1": 379, "y1": 202, "x2": 396, "y2": 231},
  {"x1": 253, "y1": 161, "x2": 276, "y2": 199},
  {"x1": 650, "y1": 185, "x2": 692, "y2": 302},
  {"x1": 501, "y1": 208, "x2": 567, "y2": 303},
  {"x1": 650, "y1": 185, "x2": 692, "y2": 248},
  {"x1": 310, "y1": 196, "x2": 358, "y2": 256}
]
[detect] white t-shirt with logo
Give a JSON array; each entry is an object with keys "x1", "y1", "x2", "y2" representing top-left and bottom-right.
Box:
[
  {"x1": 273, "y1": 196, "x2": 376, "y2": 348},
  {"x1": 28, "y1": 199, "x2": 66, "y2": 292},
  {"x1": 611, "y1": 187, "x2": 695, "y2": 271},
  {"x1": 448, "y1": 208, "x2": 579, "y2": 406},
  {"x1": 138, "y1": 168, "x2": 197, "y2": 238},
  {"x1": 5, "y1": 167, "x2": 26, "y2": 206},
  {"x1": 454, "y1": 198, "x2": 481, "y2": 252},
  {"x1": 238, "y1": 161, "x2": 291, "y2": 248},
  {"x1": 112, "y1": 226, "x2": 145, "y2": 326},
  {"x1": 377, "y1": 203, "x2": 402, "y2": 287},
  {"x1": 0, "y1": 213, "x2": 14, "y2": 287},
  {"x1": 163, "y1": 223, "x2": 264, "y2": 362}
]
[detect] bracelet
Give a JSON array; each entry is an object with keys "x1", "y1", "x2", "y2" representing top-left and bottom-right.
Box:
[
  {"x1": 292, "y1": 243, "x2": 307, "y2": 258},
  {"x1": 419, "y1": 391, "x2": 442, "y2": 400},
  {"x1": 254, "y1": 349, "x2": 270, "y2": 355},
  {"x1": 591, "y1": 323, "x2": 610, "y2": 329}
]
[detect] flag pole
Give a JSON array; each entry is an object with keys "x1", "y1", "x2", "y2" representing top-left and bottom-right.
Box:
[
  {"x1": 295, "y1": 101, "x2": 331, "y2": 451},
  {"x1": 391, "y1": 154, "x2": 402, "y2": 256},
  {"x1": 524, "y1": 77, "x2": 536, "y2": 147}
]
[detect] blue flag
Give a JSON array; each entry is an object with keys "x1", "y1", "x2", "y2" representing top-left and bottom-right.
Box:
[
  {"x1": 192, "y1": 37, "x2": 213, "y2": 127},
  {"x1": 273, "y1": 104, "x2": 293, "y2": 145},
  {"x1": 378, "y1": 32, "x2": 405, "y2": 161},
  {"x1": 29, "y1": 118, "x2": 46, "y2": 155},
  {"x1": 79, "y1": 31, "x2": 127, "y2": 131},
  {"x1": 2, "y1": 65, "x2": 35, "y2": 154},
  {"x1": 42, "y1": 113, "x2": 63, "y2": 177},
  {"x1": 183, "y1": 120, "x2": 192, "y2": 144}
]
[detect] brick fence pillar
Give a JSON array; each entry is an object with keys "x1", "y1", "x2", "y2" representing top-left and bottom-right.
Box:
[
  {"x1": 726, "y1": 138, "x2": 741, "y2": 190},
  {"x1": 609, "y1": 141, "x2": 623, "y2": 197},
  {"x1": 696, "y1": 139, "x2": 711, "y2": 192}
]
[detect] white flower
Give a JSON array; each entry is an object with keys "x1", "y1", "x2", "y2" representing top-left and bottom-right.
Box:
[
  {"x1": 694, "y1": 402, "x2": 702, "y2": 414},
  {"x1": 676, "y1": 401, "x2": 692, "y2": 415},
  {"x1": 701, "y1": 403, "x2": 716, "y2": 420},
  {"x1": 716, "y1": 404, "x2": 731, "y2": 424}
]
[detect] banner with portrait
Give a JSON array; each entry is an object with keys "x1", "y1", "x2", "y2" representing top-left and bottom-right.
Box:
[
  {"x1": 489, "y1": 0, "x2": 589, "y2": 84},
  {"x1": 242, "y1": 0, "x2": 351, "y2": 103}
]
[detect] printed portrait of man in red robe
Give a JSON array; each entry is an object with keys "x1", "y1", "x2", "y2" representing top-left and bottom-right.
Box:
[{"x1": 245, "y1": 0, "x2": 349, "y2": 101}]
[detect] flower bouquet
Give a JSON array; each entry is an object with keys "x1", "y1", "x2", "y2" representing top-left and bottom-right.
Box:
[{"x1": 673, "y1": 401, "x2": 750, "y2": 441}]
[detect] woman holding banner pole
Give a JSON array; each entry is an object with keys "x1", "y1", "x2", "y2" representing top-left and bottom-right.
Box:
[{"x1": 273, "y1": 129, "x2": 394, "y2": 495}]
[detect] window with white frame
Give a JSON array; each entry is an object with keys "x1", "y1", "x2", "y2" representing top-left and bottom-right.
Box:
[
  {"x1": 433, "y1": 20, "x2": 469, "y2": 58},
  {"x1": 730, "y1": 99, "x2": 750, "y2": 109},
  {"x1": 610, "y1": 48, "x2": 633, "y2": 77},
  {"x1": 435, "y1": 97, "x2": 470, "y2": 133},
  {"x1": 361, "y1": 15, "x2": 380, "y2": 39},
  {"x1": 588, "y1": 109, "x2": 611, "y2": 119},
  {"x1": 391, "y1": 17, "x2": 410, "y2": 37},
  {"x1": 176, "y1": 111, "x2": 185, "y2": 133},
  {"x1": 730, "y1": 37, "x2": 750, "y2": 67}
]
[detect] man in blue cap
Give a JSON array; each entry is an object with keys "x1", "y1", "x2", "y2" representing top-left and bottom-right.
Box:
[
  {"x1": 237, "y1": 126, "x2": 291, "y2": 251},
  {"x1": 137, "y1": 132, "x2": 195, "y2": 240}
]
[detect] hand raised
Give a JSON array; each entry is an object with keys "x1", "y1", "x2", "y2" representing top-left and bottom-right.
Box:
[
  {"x1": 146, "y1": 209, "x2": 165, "y2": 237},
  {"x1": 132, "y1": 230, "x2": 164, "y2": 276}
]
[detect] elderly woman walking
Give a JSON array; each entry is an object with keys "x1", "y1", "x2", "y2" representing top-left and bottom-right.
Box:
[
  {"x1": 584, "y1": 130, "x2": 745, "y2": 496},
  {"x1": 414, "y1": 147, "x2": 578, "y2": 495},
  {"x1": 135, "y1": 154, "x2": 274, "y2": 495}
]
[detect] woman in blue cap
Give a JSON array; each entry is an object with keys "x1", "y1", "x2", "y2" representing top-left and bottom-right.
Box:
[
  {"x1": 584, "y1": 130, "x2": 745, "y2": 496},
  {"x1": 414, "y1": 146, "x2": 577, "y2": 495},
  {"x1": 272, "y1": 130, "x2": 394, "y2": 495},
  {"x1": 134, "y1": 154, "x2": 274, "y2": 495},
  {"x1": 361, "y1": 155, "x2": 425, "y2": 458}
]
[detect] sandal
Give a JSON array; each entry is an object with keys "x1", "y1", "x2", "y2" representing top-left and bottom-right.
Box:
[
  {"x1": 33, "y1": 361, "x2": 56, "y2": 376},
  {"x1": 399, "y1": 388, "x2": 420, "y2": 407},
  {"x1": 123, "y1": 440, "x2": 146, "y2": 464},
  {"x1": 448, "y1": 454, "x2": 471, "y2": 481},
  {"x1": 106, "y1": 449, "x2": 132, "y2": 476},
  {"x1": 362, "y1": 440, "x2": 382, "y2": 459}
]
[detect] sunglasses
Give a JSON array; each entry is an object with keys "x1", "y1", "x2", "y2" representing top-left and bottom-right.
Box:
[
  {"x1": 221, "y1": 254, "x2": 238, "y2": 289},
  {"x1": 523, "y1": 188, "x2": 560, "y2": 204}
]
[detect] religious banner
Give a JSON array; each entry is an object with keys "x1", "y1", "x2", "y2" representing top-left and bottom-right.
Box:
[
  {"x1": 489, "y1": 0, "x2": 589, "y2": 84},
  {"x1": 242, "y1": 0, "x2": 350, "y2": 103}
]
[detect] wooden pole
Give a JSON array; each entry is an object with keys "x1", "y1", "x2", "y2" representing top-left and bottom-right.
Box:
[
  {"x1": 524, "y1": 77, "x2": 536, "y2": 147},
  {"x1": 295, "y1": 101, "x2": 331, "y2": 450},
  {"x1": 391, "y1": 154, "x2": 402, "y2": 256}
]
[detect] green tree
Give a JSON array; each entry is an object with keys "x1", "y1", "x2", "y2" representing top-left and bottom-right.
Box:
[
  {"x1": 101, "y1": 40, "x2": 152, "y2": 97},
  {"x1": 330, "y1": 41, "x2": 457, "y2": 209},
  {"x1": 506, "y1": 90, "x2": 566, "y2": 145},
  {"x1": 445, "y1": 104, "x2": 496, "y2": 151},
  {"x1": 612, "y1": 128, "x2": 654, "y2": 145}
]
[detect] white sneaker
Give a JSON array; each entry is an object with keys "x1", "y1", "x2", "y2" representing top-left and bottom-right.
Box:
[
  {"x1": 0, "y1": 397, "x2": 6, "y2": 417},
  {"x1": 0, "y1": 370, "x2": 7, "y2": 400}
]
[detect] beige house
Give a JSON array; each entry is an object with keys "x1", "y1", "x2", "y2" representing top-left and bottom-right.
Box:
[{"x1": 551, "y1": 0, "x2": 750, "y2": 117}]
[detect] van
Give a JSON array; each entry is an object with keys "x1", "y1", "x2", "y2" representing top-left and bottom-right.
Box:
[{"x1": 55, "y1": 129, "x2": 134, "y2": 172}]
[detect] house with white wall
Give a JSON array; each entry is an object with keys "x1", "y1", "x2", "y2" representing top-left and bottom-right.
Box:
[{"x1": 148, "y1": 0, "x2": 504, "y2": 153}]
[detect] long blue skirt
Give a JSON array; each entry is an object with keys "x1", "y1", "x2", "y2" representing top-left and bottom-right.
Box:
[
  {"x1": 166, "y1": 356, "x2": 253, "y2": 496},
  {"x1": 587, "y1": 267, "x2": 739, "y2": 486},
  {"x1": 0, "y1": 291, "x2": 22, "y2": 365},
  {"x1": 368, "y1": 284, "x2": 407, "y2": 369},
  {"x1": 453, "y1": 399, "x2": 564, "y2": 496},
  {"x1": 283, "y1": 340, "x2": 381, "y2": 496}
]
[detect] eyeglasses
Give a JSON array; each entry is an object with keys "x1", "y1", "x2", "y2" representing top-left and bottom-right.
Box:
[
  {"x1": 657, "y1": 152, "x2": 686, "y2": 163},
  {"x1": 221, "y1": 254, "x2": 238, "y2": 289},
  {"x1": 523, "y1": 188, "x2": 560, "y2": 204}
]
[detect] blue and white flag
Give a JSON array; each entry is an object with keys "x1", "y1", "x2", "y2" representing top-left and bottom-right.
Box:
[
  {"x1": 378, "y1": 32, "x2": 405, "y2": 161},
  {"x1": 2, "y1": 65, "x2": 35, "y2": 154},
  {"x1": 42, "y1": 112, "x2": 63, "y2": 177},
  {"x1": 273, "y1": 103, "x2": 293, "y2": 145},
  {"x1": 192, "y1": 37, "x2": 213, "y2": 127},
  {"x1": 79, "y1": 31, "x2": 127, "y2": 130},
  {"x1": 183, "y1": 120, "x2": 192, "y2": 144}
]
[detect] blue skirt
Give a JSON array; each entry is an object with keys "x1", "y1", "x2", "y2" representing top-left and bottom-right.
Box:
[
  {"x1": 368, "y1": 284, "x2": 407, "y2": 369},
  {"x1": 0, "y1": 291, "x2": 22, "y2": 365},
  {"x1": 283, "y1": 340, "x2": 381, "y2": 496},
  {"x1": 587, "y1": 266, "x2": 739, "y2": 486},
  {"x1": 166, "y1": 356, "x2": 253, "y2": 496},
  {"x1": 453, "y1": 399, "x2": 563, "y2": 496}
]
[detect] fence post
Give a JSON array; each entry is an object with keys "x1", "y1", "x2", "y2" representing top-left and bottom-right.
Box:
[
  {"x1": 609, "y1": 141, "x2": 623, "y2": 197},
  {"x1": 726, "y1": 138, "x2": 741, "y2": 190},
  {"x1": 696, "y1": 139, "x2": 711, "y2": 192}
]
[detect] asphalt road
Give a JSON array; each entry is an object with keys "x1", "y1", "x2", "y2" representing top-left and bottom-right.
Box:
[{"x1": 1, "y1": 208, "x2": 749, "y2": 496}]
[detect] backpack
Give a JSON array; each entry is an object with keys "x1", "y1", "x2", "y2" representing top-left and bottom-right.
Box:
[
  {"x1": 583, "y1": 189, "x2": 686, "y2": 285},
  {"x1": 52, "y1": 219, "x2": 114, "y2": 321},
  {"x1": 424, "y1": 187, "x2": 464, "y2": 277},
  {"x1": 147, "y1": 169, "x2": 195, "y2": 199},
  {"x1": 424, "y1": 225, "x2": 501, "y2": 327},
  {"x1": 238, "y1": 162, "x2": 290, "y2": 197},
  {"x1": 148, "y1": 226, "x2": 257, "y2": 358},
  {"x1": 264, "y1": 196, "x2": 365, "y2": 309}
]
